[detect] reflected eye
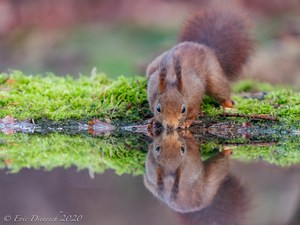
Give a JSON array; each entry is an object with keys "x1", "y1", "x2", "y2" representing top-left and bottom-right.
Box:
[
  {"x1": 180, "y1": 146, "x2": 185, "y2": 155},
  {"x1": 181, "y1": 105, "x2": 186, "y2": 113},
  {"x1": 155, "y1": 146, "x2": 161, "y2": 155},
  {"x1": 156, "y1": 104, "x2": 161, "y2": 113}
]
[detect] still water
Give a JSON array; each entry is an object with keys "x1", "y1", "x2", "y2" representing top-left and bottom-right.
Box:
[{"x1": 0, "y1": 128, "x2": 299, "y2": 225}]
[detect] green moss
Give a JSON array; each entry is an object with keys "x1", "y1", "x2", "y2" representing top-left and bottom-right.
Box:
[
  {"x1": 0, "y1": 71, "x2": 149, "y2": 122},
  {"x1": 232, "y1": 79, "x2": 276, "y2": 92},
  {"x1": 1, "y1": 72, "x2": 299, "y2": 125},
  {"x1": 202, "y1": 80, "x2": 300, "y2": 127},
  {"x1": 0, "y1": 72, "x2": 299, "y2": 174}
]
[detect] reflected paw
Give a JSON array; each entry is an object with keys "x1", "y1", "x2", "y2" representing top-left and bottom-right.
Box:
[
  {"x1": 179, "y1": 129, "x2": 192, "y2": 138},
  {"x1": 221, "y1": 147, "x2": 232, "y2": 156}
]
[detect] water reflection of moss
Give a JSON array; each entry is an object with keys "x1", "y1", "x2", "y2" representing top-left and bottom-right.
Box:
[
  {"x1": 201, "y1": 138, "x2": 300, "y2": 166},
  {"x1": 1, "y1": 132, "x2": 299, "y2": 174},
  {"x1": 0, "y1": 133, "x2": 147, "y2": 175},
  {"x1": 230, "y1": 136, "x2": 300, "y2": 166}
]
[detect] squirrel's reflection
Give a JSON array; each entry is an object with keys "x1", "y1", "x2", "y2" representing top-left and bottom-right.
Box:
[{"x1": 144, "y1": 130, "x2": 249, "y2": 225}]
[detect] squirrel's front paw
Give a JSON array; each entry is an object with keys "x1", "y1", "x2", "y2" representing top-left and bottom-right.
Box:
[
  {"x1": 179, "y1": 120, "x2": 193, "y2": 129},
  {"x1": 146, "y1": 117, "x2": 156, "y2": 137},
  {"x1": 179, "y1": 129, "x2": 192, "y2": 138},
  {"x1": 221, "y1": 100, "x2": 234, "y2": 109},
  {"x1": 146, "y1": 117, "x2": 156, "y2": 125}
]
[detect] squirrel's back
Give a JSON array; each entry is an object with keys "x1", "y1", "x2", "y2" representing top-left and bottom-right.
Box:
[{"x1": 179, "y1": 9, "x2": 253, "y2": 80}]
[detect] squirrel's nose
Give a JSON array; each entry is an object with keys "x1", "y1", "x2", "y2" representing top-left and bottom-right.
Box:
[
  {"x1": 163, "y1": 120, "x2": 179, "y2": 130},
  {"x1": 166, "y1": 125, "x2": 174, "y2": 131},
  {"x1": 166, "y1": 123, "x2": 179, "y2": 130}
]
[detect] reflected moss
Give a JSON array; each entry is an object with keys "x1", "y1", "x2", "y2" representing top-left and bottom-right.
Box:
[
  {"x1": 201, "y1": 136, "x2": 300, "y2": 167},
  {"x1": 0, "y1": 133, "x2": 147, "y2": 175},
  {"x1": 229, "y1": 136, "x2": 300, "y2": 166},
  {"x1": 0, "y1": 132, "x2": 299, "y2": 175}
]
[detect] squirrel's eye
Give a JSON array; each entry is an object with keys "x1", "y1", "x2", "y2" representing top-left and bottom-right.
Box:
[
  {"x1": 155, "y1": 146, "x2": 161, "y2": 155},
  {"x1": 181, "y1": 105, "x2": 186, "y2": 113},
  {"x1": 180, "y1": 146, "x2": 185, "y2": 155},
  {"x1": 156, "y1": 104, "x2": 161, "y2": 113}
]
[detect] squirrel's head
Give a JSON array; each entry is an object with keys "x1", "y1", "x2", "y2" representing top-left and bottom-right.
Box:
[
  {"x1": 154, "y1": 89, "x2": 186, "y2": 130},
  {"x1": 154, "y1": 55, "x2": 187, "y2": 130},
  {"x1": 147, "y1": 130, "x2": 201, "y2": 182},
  {"x1": 152, "y1": 130, "x2": 187, "y2": 170}
]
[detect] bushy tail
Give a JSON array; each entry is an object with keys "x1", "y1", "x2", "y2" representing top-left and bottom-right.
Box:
[{"x1": 179, "y1": 9, "x2": 253, "y2": 80}]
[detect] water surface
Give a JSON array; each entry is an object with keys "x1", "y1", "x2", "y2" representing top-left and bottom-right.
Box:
[{"x1": 0, "y1": 125, "x2": 299, "y2": 225}]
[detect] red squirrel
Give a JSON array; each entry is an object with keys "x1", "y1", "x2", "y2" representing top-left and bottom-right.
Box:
[
  {"x1": 143, "y1": 130, "x2": 232, "y2": 213},
  {"x1": 146, "y1": 9, "x2": 253, "y2": 129}
]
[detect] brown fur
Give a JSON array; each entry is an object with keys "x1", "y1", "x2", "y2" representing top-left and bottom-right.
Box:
[
  {"x1": 177, "y1": 175, "x2": 250, "y2": 225},
  {"x1": 179, "y1": 9, "x2": 253, "y2": 80},
  {"x1": 158, "y1": 54, "x2": 168, "y2": 94},
  {"x1": 146, "y1": 9, "x2": 253, "y2": 129},
  {"x1": 173, "y1": 55, "x2": 183, "y2": 93},
  {"x1": 144, "y1": 131, "x2": 230, "y2": 213}
]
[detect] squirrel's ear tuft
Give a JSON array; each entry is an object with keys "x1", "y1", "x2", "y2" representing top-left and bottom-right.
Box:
[
  {"x1": 173, "y1": 55, "x2": 183, "y2": 93},
  {"x1": 170, "y1": 167, "x2": 181, "y2": 201},
  {"x1": 158, "y1": 70, "x2": 166, "y2": 93},
  {"x1": 156, "y1": 165, "x2": 164, "y2": 195},
  {"x1": 158, "y1": 59, "x2": 168, "y2": 94}
]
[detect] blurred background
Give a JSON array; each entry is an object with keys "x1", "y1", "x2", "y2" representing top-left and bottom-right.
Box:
[
  {"x1": 0, "y1": 0, "x2": 299, "y2": 86},
  {"x1": 0, "y1": 2, "x2": 300, "y2": 225}
]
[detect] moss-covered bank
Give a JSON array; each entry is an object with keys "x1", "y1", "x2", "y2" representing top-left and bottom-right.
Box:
[
  {"x1": 0, "y1": 71, "x2": 148, "y2": 122},
  {"x1": 1, "y1": 71, "x2": 300, "y2": 125},
  {"x1": 0, "y1": 71, "x2": 299, "y2": 174}
]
